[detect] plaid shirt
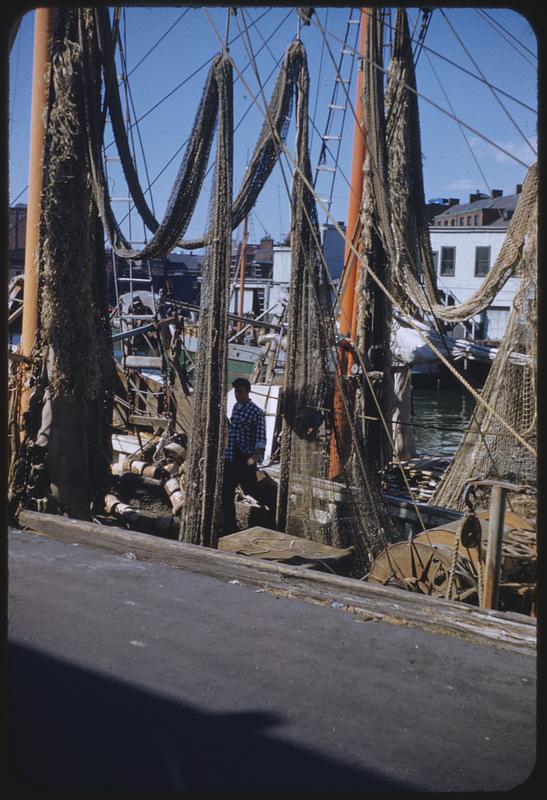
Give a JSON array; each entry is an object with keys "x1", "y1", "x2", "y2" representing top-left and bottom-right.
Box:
[{"x1": 225, "y1": 400, "x2": 267, "y2": 462}]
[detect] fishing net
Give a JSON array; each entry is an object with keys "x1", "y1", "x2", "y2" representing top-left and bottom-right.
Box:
[
  {"x1": 353, "y1": 7, "x2": 394, "y2": 471},
  {"x1": 90, "y1": 15, "x2": 306, "y2": 256},
  {"x1": 432, "y1": 199, "x2": 537, "y2": 510},
  {"x1": 365, "y1": 7, "x2": 537, "y2": 325},
  {"x1": 275, "y1": 39, "x2": 396, "y2": 577},
  {"x1": 385, "y1": 8, "x2": 439, "y2": 316},
  {"x1": 179, "y1": 55, "x2": 233, "y2": 547},
  {"x1": 9, "y1": 8, "x2": 113, "y2": 520}
]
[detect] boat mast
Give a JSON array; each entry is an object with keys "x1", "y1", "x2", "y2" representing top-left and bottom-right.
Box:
[
  {"x1": 236, "y1": 215, "x2": 249, "y2": 330},
  {"x1": 339, "y1": 7, "x2": 368, "y2": 358},
  {"x1": 329, "y1": 7, "x2": 368, "y2": 478},
  {"x1": 20, "y1": 8, "x2": 56, "y2": 417}
]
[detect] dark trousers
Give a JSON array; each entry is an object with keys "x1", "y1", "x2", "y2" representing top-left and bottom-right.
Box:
[{"x1": 222, "y1": 449, "x2": 258, "y2": 533}]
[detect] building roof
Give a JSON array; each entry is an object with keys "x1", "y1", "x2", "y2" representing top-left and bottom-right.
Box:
[{"x1": 434, "y1": 192, "x2": 520, "y2": 218}]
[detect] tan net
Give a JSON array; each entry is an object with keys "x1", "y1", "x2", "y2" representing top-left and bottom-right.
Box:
[
  {"x1": 9, "y1": 8, "x2": 114, "y2": 520},
  {"x1": 363, "y1": 8, "x2": 537, "y2": 326},
  {"x1": 384, "y1": 8, "x2": 439, "y2": 316},
  {"x1": 432, "y1": 200, "x2": 537, "y2": 510},
  {"x1": 275, "y1": 39, "x2": 397, "y2": 577},
  {"x1": 179, "y1": 55, "x2": 233, "y2": 547}
]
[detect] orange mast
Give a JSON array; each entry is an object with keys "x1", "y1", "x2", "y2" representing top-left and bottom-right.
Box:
[
  {"x1": 329, "y1": 7, "x2": 368, "y2": 478},
  {"x1": 20, "y1": 8, "x2": 57, "y2": 417}
]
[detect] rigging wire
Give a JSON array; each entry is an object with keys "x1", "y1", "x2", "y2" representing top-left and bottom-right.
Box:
[
  {"x1": 9, "y1": 17, "x2": 22, "y2": 144},
  {"x1": 424, "y1": 49, "x2": 495, "y2": 206},
  {"x1": 212, "y1": 9, "x2": 536, "y2": 460},
  {"x1": 104, "y1": 6, "x2": 273, "y2": 151},
  {"x1": 309, "y1": 6, "x2": 328, "y2": 154},
  {"x1": 354, "y1": 8, "x2": 536, "y2": 115},
  {"x1": 477, "y1": 8, "x2": 537, "y2": 65},
  {"x1": 115, "y1": 21, "x2": 157, "y2": 219},
  {"x1": 9, "y1": 186, "x2": 28, "y2": 207},
  {"x1": 126, "y1": 7, "x2": 190, "y2": 78},
  {"x1": 413, "y1": 8, "x2": 433, "y2": 68},
  {"x1": 440, "y1": 9, "x2": 536, "y2": 157},
  {"x1": 312, "y1": 16, "x2": 532, "y2": 170}
]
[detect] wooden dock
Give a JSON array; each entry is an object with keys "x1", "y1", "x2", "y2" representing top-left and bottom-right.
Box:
[{"x1": 17, "y1": 510, "x2": 536, "y2": 657}]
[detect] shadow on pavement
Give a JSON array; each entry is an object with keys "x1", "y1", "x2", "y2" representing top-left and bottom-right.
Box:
[{"x1": 7, "y1": 640, "x2": 411, "y2": 791}]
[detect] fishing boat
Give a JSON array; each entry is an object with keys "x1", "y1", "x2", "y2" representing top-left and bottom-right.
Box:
[{"x1": 7, "y1": 6, "x2": 536, "y2": 618}]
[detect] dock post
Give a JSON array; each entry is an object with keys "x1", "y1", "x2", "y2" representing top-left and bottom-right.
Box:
[{"x1": 482, "y1": 485, "x2": 507, "y2": 609}]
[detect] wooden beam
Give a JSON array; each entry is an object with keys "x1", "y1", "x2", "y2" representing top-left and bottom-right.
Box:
[{"x1": 16, "y1": 511, "x2": 536, "y2": 656}]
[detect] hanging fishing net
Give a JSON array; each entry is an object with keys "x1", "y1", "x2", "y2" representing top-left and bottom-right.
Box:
[
  {"x1": 432, "y1": 199, "x2": 537, "y2": 511},
  {"x1": 275, "y1": 39, "x2": 397, "y2": 577},
  {"x1": 179, "y1": 54, "x2": 233, "y2": 548},
  {"x1": 9, "y1": 8, "x2": 114, "y2": 521},
  {"x1": 90, "y1": 14, "x2": 307, "y2": 256},
  {"x1": 385, "y1": 8, "x2": 439, "y2": 316}
]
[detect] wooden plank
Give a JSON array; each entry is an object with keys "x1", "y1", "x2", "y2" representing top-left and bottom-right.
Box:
[
  {"x1": 16, "y1": 510, "x2": 536, "y2": 656},
  {"x1": 125, "y1": 355, "x2": 163, "y2": 369}
]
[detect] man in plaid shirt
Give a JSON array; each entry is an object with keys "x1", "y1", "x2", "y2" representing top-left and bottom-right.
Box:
[{"x1": 222, "y1": 377, "x2": 267, "y2": 534}]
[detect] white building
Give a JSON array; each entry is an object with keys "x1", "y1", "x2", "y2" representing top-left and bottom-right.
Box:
[{"x1": 429, "y1": 226, "x2": 518, "y2": 342}]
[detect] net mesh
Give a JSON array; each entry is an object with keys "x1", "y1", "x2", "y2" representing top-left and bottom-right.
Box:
[
  {"x1": 275, "y1": 38, "x2": 397, "y2": 577},
  {"x1": 385, "y1": 8, "x2": 439, "y2": 316},
  {"x1": 9, "y1": 8, "x2": 113, "y2": 520},
  {"x1": 432, "y1": 200, "x2": 537, "y2": 510},
  {"x1": 90, "y1": 15, "x2": 304, "y2": 256},
  {"x1": 360, "y1": 7, "x2": 537, "y2": 326},
  {"x1": 179, "y1": 55, "x2": 233, "y2": 547}
]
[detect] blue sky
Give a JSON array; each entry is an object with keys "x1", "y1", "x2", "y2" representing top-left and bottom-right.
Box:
[{"x1": 8, "y1": 6, "x2": 537, "y2": 250}]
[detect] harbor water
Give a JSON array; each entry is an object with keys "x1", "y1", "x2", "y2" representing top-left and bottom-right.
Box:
[{"x1": 412, "y1": 386, "x2": 474, "y2": 458}]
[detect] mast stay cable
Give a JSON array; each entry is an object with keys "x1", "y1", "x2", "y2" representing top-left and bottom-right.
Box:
[{"x1": 440, "y1": 9, "x2": 536, "y2": 156}]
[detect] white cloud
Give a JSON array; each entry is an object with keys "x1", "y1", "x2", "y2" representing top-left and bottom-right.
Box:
[
  {"x1": 491, "y1": 136, "x2": 537, "y2": 165},
  {"x1": 466, "y1": 134, "x2": 536, "y2": 166},
  {"x1": 447, "y1": 178, "x2": 476, "y2": 191}
]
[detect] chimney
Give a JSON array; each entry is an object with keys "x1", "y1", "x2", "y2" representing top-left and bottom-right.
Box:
[
  {"x1": 469, "y1": 191, "x2": 483, "y2": 203},
  {"x1": 516, "y1": 183, "x2": 522, "y2": 194},
  {"x1": 491, "y1": 189, "x2": 503, "y2": 198},
  {"x1": 448, "y1": 198, "x2": 460, "y2": 207}
]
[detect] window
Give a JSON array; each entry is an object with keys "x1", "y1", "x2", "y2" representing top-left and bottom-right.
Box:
[
  {"x1": 475, "y1": 246, "x2": 491, "y2": 277},
  {"x1": 440, "y1": 247, "x2": 456, "y2": 276},
  {"x1": 466, "y1": 216, "x2": 472, "y2": 225},
  {"x1": 444, "y1": 220, "x2": 448, "y2": 226},
  {"x1": 450, "y1": 218, "x2": 455, "y2": 226},
  {"x1": 431, "y1": 251, "x2": 439, "y2": 273},
  {"x1": 459, "y1": 217, "x2": 464, "y2": 226},
  {"x1": 474, "y1": 214, "x2": 479, "y2": 225}
]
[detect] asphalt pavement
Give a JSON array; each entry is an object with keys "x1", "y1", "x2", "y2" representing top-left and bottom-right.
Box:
[{"x1": 7, "y1": 527, "x2": 537, "y2": 791}]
